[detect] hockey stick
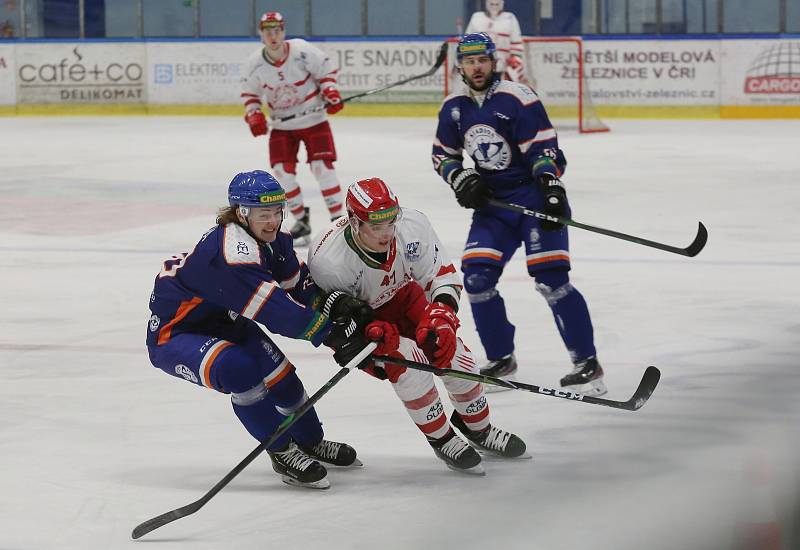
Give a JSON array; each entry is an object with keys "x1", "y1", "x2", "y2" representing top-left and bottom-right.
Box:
[
  {"x1": 273, "y1": 42, "x2": 448, "y2": 123},
  {"x1": 373, "y1": 355, "x2": 660, "y2": 412},
  {"x1": 488, "y1": 199, "x2": 708, "y2": 257},
  {"x1": 131, "y1": 342, "x2": 377, "y2": 540}
]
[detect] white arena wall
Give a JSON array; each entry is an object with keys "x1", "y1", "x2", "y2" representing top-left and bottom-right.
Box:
[{"x1": 0, "y1": 37, "x2": 798, "y2": 118}]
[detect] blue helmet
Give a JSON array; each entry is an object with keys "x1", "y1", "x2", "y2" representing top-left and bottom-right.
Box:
[
  {"x1": 456, "y1": 32, "x2": 496, "y2": 64},
  {"x1": 227, "y1": 170, "x2": 286, "y2": 208}
]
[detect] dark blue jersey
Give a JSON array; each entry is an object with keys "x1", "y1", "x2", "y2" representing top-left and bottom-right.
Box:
[
  {"x1": 146, "y1": 223, "x2": 330, "y2": 347},
  {"x1": 432, "y1": 80, "x2": 566, "y2": 193}
]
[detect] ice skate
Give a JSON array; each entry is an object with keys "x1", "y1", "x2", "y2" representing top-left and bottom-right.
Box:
[
  {"x1": 560, "y1": 356, "x2": 607, "y2": 396},
  {"x1": 290, "y1": 207, "x2": 311, "y2": 247},
  {"x1": 268, "y1": 441, "x2": 329, "y2": 489},
  {"x1": 479, "y1": 353, "x2": 517, "y2": 393},
  {"x1": 451, "y1": 412, "x2": 531, "y2": 459},
  {"x1": 427, "y1": 429, "x2": 484, "y2": 476},
  {"x1": 298, "y1": 439, "x2": 363, "y2": 468}
]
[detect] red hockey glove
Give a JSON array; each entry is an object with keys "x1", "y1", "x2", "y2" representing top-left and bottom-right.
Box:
[
  {"x1": 365, "y1": 320, "x2": 400, "y2": 356},
  {"x1": 244, "y1": 110, "x2": 267, "y2": 137},
  {"x1": 322, "y1": 87, "x2": 344, "y2": 115},
  {"x1": 504, "y1": 55, "x2": 525, "y2": 82},
  {"x1": 415, "y1": 302, "x2": 460, "y2": 369}
]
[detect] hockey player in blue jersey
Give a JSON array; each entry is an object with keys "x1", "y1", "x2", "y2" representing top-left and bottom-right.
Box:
[
  {"x1": 146, "y1": 170, "x2": 371, "y2": 489},
  {"x1": 431, "y1": 33, "x2": 607, "y2": 396}
]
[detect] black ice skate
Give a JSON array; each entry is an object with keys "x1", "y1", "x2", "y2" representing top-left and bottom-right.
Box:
[
  {"x1": 297, "y1": 439, "x2": 363, "y2": 468},
  {"x1": 427, "y1": 429, "x2": 484, "y2": 475},
  {"x1": 560, "y1": 356, "x2": 607, "y2": 396},
  {"x1": 268, "y1": 441, "x2": 329, "y2": 490},
  {"x1": 451, "y1": 412, "x2": 531, "y2": 459},
  {"x1": 479, "y1": 353, "x2": 517, "y2": 393},
  {"x1": 290, "y1": 207, "x2": 311, "y2": 247}
]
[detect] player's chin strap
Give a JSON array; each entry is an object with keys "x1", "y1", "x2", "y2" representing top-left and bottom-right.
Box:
[
  {"x1": 487, "y1": 199, "x2": 708, "y2": 257},
  {"x1": 131, "y1": 342, "x2": 377, "y2": 540},
  {"x1": 372, "y1": 354, "x2": 661, "y2": 412},
  {"x1": 272, "y1": 42, "x2": 448, "y2": 123}
]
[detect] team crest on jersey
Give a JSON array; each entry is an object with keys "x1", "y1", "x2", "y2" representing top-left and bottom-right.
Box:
[
  {"x1": 175, "y1": 364, "x2": 198, "y2": 383},
  {"x1": 271, "y1": 84, "x2": 300, "y2": 109},
  {"x1": 450, "y1": 107, "x2": 460, "y2": 122},
  {"x1": 149, "y1": 314, "x2": 160, "y2": 332},
  {"x1": 464, "y1": 124, "x2": 511, "y2": 170},
  {"x1": 405, "y1": 241, "x2": 420, "y2": 261},
  {"x1": 529, "y1": 228, "x2": 542, "y2": 251}
]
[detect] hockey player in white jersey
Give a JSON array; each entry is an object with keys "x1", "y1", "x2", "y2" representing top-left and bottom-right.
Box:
[
  {"x1": 465, "y1": 0, "x2": 525, "y2": 82},
  {"x1": 241, "y1": 12, "x2": 345, "y2": 245},
  {"x1": 307, "y1": 177, "x2": 529, "y2": 475}
]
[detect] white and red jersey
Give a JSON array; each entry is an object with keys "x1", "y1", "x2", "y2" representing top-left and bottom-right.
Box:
[
  {"x1": 241, "y1": 38, "x2": 338, "y2": 131},
  {"x1": 465, "y1": 11, "x2": 523, "y2": 74},
  {"x1": 306, "y1": 209, "x2": 462, "y2": 310}
]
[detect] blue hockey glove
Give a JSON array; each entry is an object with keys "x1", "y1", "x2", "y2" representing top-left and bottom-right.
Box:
[{"x1": 536, "y1": 174, "x2": 568, "y2": 231}]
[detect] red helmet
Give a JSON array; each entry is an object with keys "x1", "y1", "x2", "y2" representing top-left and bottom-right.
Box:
[
  {"x1": 259, "y1": 12, "x2": 285, "y2": 31},
  {"x1": 346, "y1": 178, "x2": 400, "y2": 223}
]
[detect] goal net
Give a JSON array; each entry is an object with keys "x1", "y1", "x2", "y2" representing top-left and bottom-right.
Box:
[{"x1": 445, "y1": 36, "x2": 609, "y2": 133}]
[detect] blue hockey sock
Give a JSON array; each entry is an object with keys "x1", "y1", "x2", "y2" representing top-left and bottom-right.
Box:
[
  {"x1": 464, "y1": 265, "x2": 515, "y2": 360},
  {"x1": 534, "y1": 270, "x2": 596, "y2": 362},
  {"x1": 267, "y1": 371, "x2": 324, "y2": 448}
]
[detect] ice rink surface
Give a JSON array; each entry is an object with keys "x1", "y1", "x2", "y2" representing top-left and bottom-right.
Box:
[{"x1": 1, "y1": 115, "x2": 799, "y2": 550}]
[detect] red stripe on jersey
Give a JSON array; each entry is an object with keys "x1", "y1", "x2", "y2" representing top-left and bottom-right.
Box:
[
  {"x1": 404, "y1": 385, "x2": 439, "y2": 410},
  {"x1": 321, "y1": 186, "x2": 341, "y2": 197},
  {"x1": 241, "y1": 93, "x2": 259, "y2": 98},
  {"x1": 436, "y1": 264, "x2": 456, "y2": 277},
  {"x1": 450, "y1": 383, "x2": 483, "y2": 403},
  {"x1": 496, "y1": 32, "x2": 510, "y2": 37},
  {"x1": 418, "y1": 412, "x2": 448, "y2": 435},
  {"x1": 293, "y1": 73, "x2": 311, "y2": 87},
  {"x1": 244, "y1": 98, "x2": 261, "y2": 107},
  {"x1": 301, "y1": 87, "x2": 320, "y2": 104},
  {"x1": 460, "y1": 406, "x2": 490, "y2": 424},
  {"x1": 319, "y1": 77, "x2": 337, "y2": 84}
]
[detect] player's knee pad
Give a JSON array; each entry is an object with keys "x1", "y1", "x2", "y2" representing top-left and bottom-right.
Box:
[
  {"x1": 462, "y1": 264, "x2": 502, "y2": 303},
  {"x1": 533, "y1": 269, "x2": 574, "y2": 305},
  {"x1": 272, "y1": 162, "x2": 297, "y2": 180},
  {"x1": 310, "y1": 159, "x2": 335, "y2": 175},
  {"x1": 217, "y1": 355, "x2": 267, "y2": 405}
]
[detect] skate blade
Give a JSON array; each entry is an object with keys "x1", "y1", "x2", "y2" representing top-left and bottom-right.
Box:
[
  {"x1": 473, "y1": 447, "x2": 533, "y2": 460},
  {"x1": 280, "y1": 475, "x2": 330, "y2": 490},
  {"x1": 562, "y1": 378, "x2": 607, "y2": 397},
  {"x1": 444, "y1": 463, "x2": 486, "y2": 476},
  {"x1": 326, "y1": 457, "x2": 364, "y2": 468}
]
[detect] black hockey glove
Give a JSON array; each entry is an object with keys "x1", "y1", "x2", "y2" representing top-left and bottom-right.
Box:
[
  {"x1": 536, "y1": 174, "x2": 568, "y2": 231},
  {"x1": 322, "y1": 291, "x2": 373, "y2": 368},
  {"x1": 449, "y1": 168, "x2": 492, "y2": 209}
]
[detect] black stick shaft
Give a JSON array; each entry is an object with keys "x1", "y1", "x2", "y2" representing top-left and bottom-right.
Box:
[
  {"x1": 131, "y1": 343, "x2": 377, "y2": 540},
  {"x1": 488, "y1": 199, "x2": 707, "y2": 257},
  {"x1": 372, "y1": 355, "x2": 660, "y2": 412}
]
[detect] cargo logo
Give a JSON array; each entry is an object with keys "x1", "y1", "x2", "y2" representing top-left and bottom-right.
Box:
[
  {"x1": 17, "y1": 45, "x2": 144, "y2": 103},
  {"x1": 744, "y1": 43, "x2": 800, "y2": 94}
]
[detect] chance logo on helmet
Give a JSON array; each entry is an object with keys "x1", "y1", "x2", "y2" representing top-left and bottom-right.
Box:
[
  {"x1": 456, "y1": 32, "x2": 496, "y2": 64},
  {"x1": 346, "y1": 178, "x2": 400, "y2": 223},
  {"x1": 259, "y1": 12, "x2": 285, "y2": 30}
]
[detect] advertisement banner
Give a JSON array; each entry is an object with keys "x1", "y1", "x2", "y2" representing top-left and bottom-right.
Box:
[
  {"x1": 721, "y1": 39, "x2": 800, "y2": 106},
  {"x1": 531, "y1": 40, "x2": 720, "y2": 107},
  {"x1": 0, "y1": 44, "x2": 15, "y2": 105},
  {"x1": 16, "y1": 43, "x2": 146, "y2": 104},
  {"x1": 146, "y1": 41, "x2": 253, "y2": 104},
  {"x1": 319, "y1": 41, "x2": 444, "y2": 102}
]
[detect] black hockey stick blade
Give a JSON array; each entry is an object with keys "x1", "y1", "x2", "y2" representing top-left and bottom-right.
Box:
[
  {"x1": 683, "y1": 222, "x2": 708, "y2": 257},
  {"x1": 488, "y1": 199, "x2": 708, "y2": 257},
  {"x1": 131, "y1": 343, "x2": 376, "y2": 539},
  {"x1": 373, "y1": 356, "x2": 661, "y2": 412}
]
